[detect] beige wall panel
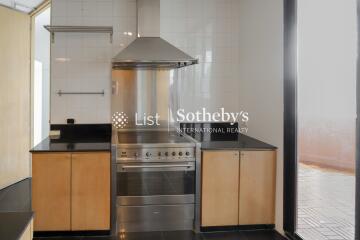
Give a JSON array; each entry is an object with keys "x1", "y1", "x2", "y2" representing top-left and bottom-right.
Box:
[{"x1": 0, "y1": 6, "x2": 31, "y2": 189}]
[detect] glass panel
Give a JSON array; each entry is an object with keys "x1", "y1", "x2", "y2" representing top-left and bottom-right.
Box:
[
  {"x1": 117, "y1": 171, "x2": 195, "y2": 196},
  {"x1": 297, "y1": 0, "x2": 357, "y2": 239}
]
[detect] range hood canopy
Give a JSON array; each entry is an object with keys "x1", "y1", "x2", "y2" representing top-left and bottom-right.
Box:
[{"x1": 112, "y1": 0, "x2": 198, "y2": 70}]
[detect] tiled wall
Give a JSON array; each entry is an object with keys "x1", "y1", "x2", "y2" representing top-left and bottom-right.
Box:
[
  {"x1": 51, "y1": 0, "x2": 136, "y2": 123},
  {"x1": 160, "y1": 0, "x2": 242, "y2": 114},
  {"x1": 50, "y1": 0, "x2": 247, "y2": 124}
]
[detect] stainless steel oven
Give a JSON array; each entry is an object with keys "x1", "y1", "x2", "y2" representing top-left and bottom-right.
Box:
[
  {"x1": 115, "y1": 131, "x2": 196, "y2": 232},
  {"x1": 117, "y1": 161, "x2": 195, "y2": 205}
]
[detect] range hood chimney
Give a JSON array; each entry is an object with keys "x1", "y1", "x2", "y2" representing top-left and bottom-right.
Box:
[{"x1": 112, "y1": 0, "x2": 198, "y2": 69}]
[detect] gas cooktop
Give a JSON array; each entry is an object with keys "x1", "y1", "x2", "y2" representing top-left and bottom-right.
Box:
[
  {"x1": 116, "y1": 130, "x2": 196, "y2": 147},
  {"x1": 114, "y1": 130, "x2": 196, "y2": 162}
]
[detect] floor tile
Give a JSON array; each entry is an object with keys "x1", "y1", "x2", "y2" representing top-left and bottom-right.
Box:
[
  {"x1": 202, "y1": 231, "x2": 245, "y2": 240},
  {"x1": 34, "y1": 238, "x2": 84, "y2": 240},
  {"x1": 118, "y1": 231, "x2": 163, "y2": 240},
  {"x1": 83, "y1": 236, "x2": 117, "y2": 240},
  {"x1": 241, "y1": 230, "x2": 287, "y2": 240},
  {"x1": 162, "y1": 230, "x2": 204, "y2": 240},
  {"x1": 297, "y1": 164, "x2": 355, "y2": 240}
]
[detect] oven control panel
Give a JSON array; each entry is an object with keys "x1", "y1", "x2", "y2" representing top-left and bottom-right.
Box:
[{"x1": 116, "y1": 147, "x2": 196, "y2": 162}]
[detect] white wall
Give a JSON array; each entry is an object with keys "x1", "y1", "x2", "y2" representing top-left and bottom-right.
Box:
[
  {"x1": 51, "y1": 0, "x2": 137, "y2": 123},
  {"x1": 160, "y1": 0, "x2": 284, "y2": 232},
  {"x1": 237, "y1": 0, "x2": 283, "y2": 232},
  {"x1": 161, "y1": 0, "x2": 242, "y2": 114}
]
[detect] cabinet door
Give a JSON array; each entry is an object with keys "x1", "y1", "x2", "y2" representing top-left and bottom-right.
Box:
[
  {"x1": 201, "y1": 151, "x2": 239, "y2": 227},
  {"x1": 238, "y1": 150, "x2": 276, "y2": 225},
  {"x1": 71, "y1": 152, "x2": 110, "y2": 230},
  {"x1": 32, "y1": 153, "x2": 71, "y2": 231}
]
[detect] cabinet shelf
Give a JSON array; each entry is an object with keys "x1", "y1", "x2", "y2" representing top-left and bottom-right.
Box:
[{"x1": 44, "y1": 25, "x2": 113, "y2": 43}]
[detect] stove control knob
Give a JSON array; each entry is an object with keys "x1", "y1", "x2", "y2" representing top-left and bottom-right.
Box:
[
  {"x1": 165, "y1": 152, "x2": 169, "y2": 156},
  {"x1": 134, "y1": 152, "x2": 139, "y2": 157},
  {"x1": 185, "y1": 151, "x2": 190, "y2": 156},
  {"x1": 172, "y1": 152, "x2": 176, "y2": 156},
  {"x1": 146, "y1": 152, "x2": 151, "y2": 157},
  {"x1": 179, "y1": 152, "x2": 183, "y2": 156},
  {"x1": 158, "y1": 152, "x2": 162, "y2": 156}
]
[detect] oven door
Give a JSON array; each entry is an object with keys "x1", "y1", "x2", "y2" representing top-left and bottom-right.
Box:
[{"x1": 116, "y1": 162, "x2": 195, "y2": 206}]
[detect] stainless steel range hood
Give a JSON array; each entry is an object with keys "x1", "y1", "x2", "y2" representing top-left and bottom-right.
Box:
[{"x1": 112, "y1": 0, "x2": 198, "y2": 69}]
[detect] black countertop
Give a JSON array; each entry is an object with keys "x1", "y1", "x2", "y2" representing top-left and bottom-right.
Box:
[
  {"x1": 193, "y1": 133, "x2": 276, "y2": 150},
  {"x1": 0, "y1": 212, "x2": 33, "y2": 240},
  {"x1": 30, "y1": 137, "x2": 111, "y2": 152},
  {"x1": 30, "y1": 124, "x2": 112, "y2": 152},
  {"x1": 0, "y1": 179, "x2": 33, "y2": 240},
  {"x1": 180, "y1": 122, "x2": 277, "y2": 150}
]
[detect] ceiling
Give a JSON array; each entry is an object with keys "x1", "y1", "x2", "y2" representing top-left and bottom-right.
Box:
[{"x1": 0, "y1": 0, "x2": 45, "y2": 13}]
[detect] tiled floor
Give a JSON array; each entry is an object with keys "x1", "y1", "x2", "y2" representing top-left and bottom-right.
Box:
[
  {"x1": 297, "y1": 164, "x2": 355, "y2": 240},
  {"x1": 33, "y1": 230, "x2": 287, "y2": 240}
]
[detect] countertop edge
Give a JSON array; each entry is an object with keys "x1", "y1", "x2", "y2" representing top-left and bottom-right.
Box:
[
  {"x1": 200, "y1": 147, "x2": 277, "y2": 151},
  {"x1": 185, "y1": 133, "x2": 277, "y2": 151},
  {"x1": 17, "y1": 212, "x2": 33, "y2": 240},
  {"x1": 30, "y1": 149, "x2": 111, "y2": 153},
  {"x1": 0, "y1": 212, "x2": 33, "y2": 240},
  {"x1": 30, "y1": 137, "x2": 112, "y2": 153}
]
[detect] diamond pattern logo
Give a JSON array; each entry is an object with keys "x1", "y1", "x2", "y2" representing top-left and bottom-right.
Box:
[{"x1": 112, "y1": 112, "x2": 128, "y2": 129}]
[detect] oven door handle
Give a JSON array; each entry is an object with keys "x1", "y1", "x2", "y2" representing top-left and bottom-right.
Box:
[
  {"x1": 117, "y1": 163, "x2": 195, "y2": 172},
  {"x1": 121, "y1": 164, "x2": 192, "y2": 169}
]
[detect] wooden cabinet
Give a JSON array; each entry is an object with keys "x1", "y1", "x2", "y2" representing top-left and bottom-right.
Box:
[
  {"x1": 32, "y1": 152, "x2": 110, "y2": 231},
  {"x1": 32, "y1": 153, "x2": 71, "y2": 231},
  {"x1": 238, "y1": 151, "x2": 276, "y2": 225},
  {"x1": 201, "y1": 150, "x2": 276, "y2": 227},
  {"x1": 71, "y1": 152, "x2": 110, "y2": 230},
  {"x1": 201, "y1": 151, "x2": 239, "y2": 227}
]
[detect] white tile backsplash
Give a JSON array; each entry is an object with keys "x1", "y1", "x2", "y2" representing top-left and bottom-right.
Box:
[
  {"x1": 160, "y1": 0, "x2": 245, "y2": 115},
  {"x1": 51, "y1": 0, "x2": 136, "y2": 124},
  {"x1": 66, "y1": 1, "x2": 82, "y2": 17},
  {"x1": 51, "y1": 0, "x2": 67, "y2": 17},
  {"x1": 82, "y1": 0, "x2": 98, "y2": 17},
  {"x1": 97, "y1": 1, "x2": 113, "y2": 17}
]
